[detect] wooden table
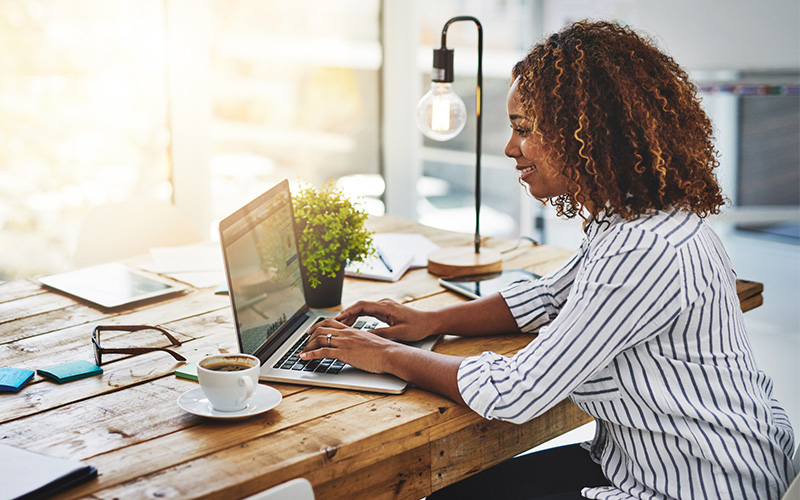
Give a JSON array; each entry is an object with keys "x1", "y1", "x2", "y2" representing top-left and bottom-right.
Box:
[{"x1": 0, "y1": 216, "x2": 761, "y2": 500}]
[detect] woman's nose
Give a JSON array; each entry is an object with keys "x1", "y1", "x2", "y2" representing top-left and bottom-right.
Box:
[{"x1": 504, "y1": 135, "x2": 519, "y2": 159}]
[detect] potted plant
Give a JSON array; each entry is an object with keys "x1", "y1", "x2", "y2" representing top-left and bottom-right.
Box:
[{"x1": 292, "y1": 181, "x2": 374, "y2": 308}]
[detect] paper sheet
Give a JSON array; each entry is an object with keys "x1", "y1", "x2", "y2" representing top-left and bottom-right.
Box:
[
  {"x1": 143, "y1": 245, "x2": 225, "y2": 289},
  {"x1": 370, "y1": 233, "x2": 439, "y2": 269}
]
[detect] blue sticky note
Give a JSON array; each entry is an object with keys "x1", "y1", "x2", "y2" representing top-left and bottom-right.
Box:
[
  {"x1": 37, "y1": 361, "x2": 103, "y2": 384},
  {"x1": 0, "y1": 368, "x2": 35, "y2": 392}
]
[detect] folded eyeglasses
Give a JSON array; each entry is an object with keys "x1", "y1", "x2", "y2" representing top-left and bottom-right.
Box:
[{"x1": 92, "y1": 325, "x2": 186, "y2": 366}]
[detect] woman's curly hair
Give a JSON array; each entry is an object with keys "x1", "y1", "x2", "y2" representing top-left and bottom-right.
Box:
[{"x1": 513, "y1": 20, "x2": 726, "y2": 220}]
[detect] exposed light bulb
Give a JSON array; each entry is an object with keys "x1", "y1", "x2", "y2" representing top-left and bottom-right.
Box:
[{"x1": 416, "y1": 82, "x2": 467, "y2": 141}]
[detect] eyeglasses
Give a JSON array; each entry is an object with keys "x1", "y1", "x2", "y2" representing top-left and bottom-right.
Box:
[{"x1": 92, "y1": 325, "x2": 187, "y2": 366}]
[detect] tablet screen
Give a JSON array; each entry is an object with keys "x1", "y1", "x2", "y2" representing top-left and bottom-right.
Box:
[
  {"x1": 38, "y1": 263, "x2": 185, "y2": 309},
  {"x1": 438, "y1": 269, "x2": 541, "y2": 300}
]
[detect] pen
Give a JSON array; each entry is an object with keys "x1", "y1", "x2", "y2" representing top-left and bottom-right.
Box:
[{"x1": 377, "y1": 249, "x2": 393, "y2": 273}]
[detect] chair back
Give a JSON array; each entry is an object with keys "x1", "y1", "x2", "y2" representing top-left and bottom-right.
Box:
[{"x1": 243, "y1": 478, "x2": 314, "y2": 500}]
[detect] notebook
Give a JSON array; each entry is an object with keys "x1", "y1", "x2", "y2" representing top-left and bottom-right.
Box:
[
  {"x1": 344, "y1": 232, "x2": 439, "y2": 282},
  {"x1": 0, "y1": 443, "x2": 97, "y2": 500},
  {"x1": 218, "y1": 180, "x2": 438, "y2": 394},
  {"x1": 344, "y1": 244, "x2": 413, "y2": 282}
]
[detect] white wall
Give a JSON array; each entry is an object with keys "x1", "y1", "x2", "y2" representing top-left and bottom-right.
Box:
[
  {"x1": 634, "y1": 0, "x2": 800, "y2": 71},
  {"x1": 542, "y1": 0, "x2": 800, "y2": 71}
]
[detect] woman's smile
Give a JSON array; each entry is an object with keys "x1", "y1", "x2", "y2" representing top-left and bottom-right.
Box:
[
  {"x1": 517, "y1": 164, "x2": 538, "y2": 184},
  {"x1": 504, "y1": 77, "x2": 568, "y2": 200}
]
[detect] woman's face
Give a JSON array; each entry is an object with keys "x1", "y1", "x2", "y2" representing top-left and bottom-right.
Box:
[{"x1": 504, "y1": 77, "x2": 568, "y2": 200}]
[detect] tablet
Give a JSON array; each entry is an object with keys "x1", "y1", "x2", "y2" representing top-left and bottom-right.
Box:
[
  {"x1": 38, "y1": 262, "x2": 186, "y2": 309},
  {"x1": 438, "y1": 269, "x2": 541, "y2": 300}
]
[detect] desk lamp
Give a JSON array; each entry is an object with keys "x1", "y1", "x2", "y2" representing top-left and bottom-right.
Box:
[{"x1": 416, "y1": 16, "x2": 502, "y2": 277}]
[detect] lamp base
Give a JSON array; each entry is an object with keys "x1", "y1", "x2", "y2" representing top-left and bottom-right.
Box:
[{"x1": 427, "y1": 246, "x2": 502, "y2": 277}]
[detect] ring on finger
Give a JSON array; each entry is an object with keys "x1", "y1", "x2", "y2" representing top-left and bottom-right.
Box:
[{"x1": 327, "y1": 333, "x2": 332, "y2": 347}]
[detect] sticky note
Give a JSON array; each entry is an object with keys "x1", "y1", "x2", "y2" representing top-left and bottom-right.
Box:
[
  {"x1": 37, "y1": 361, "x2": 103, "y2": 384},
  {"x1": 174, "y1": 360, "x2": 198, "y2": 382},
  {"x1": 0, "y1": 368, "x2": 35, "y2": 392}
]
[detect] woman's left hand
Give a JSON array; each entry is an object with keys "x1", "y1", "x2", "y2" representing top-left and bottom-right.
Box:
[{"x1": 299, "y1": 318, "x2": 404, "y2": 374}]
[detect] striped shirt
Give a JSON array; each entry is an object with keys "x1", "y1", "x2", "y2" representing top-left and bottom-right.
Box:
[{"x1": 458, "y1": 209, "x2": 796, "y2": 499}]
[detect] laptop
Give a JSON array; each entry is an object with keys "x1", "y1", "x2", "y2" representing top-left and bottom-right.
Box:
[{"x1": 219, "y1": 179, "x2": 438, "y2": 394}]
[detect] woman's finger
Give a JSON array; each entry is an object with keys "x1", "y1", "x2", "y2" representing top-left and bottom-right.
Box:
[{"x1": 299, "y1": 346, "x2": 337, "y2": 360}]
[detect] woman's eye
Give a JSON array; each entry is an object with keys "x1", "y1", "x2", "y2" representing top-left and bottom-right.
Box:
[{"x1": 512, "y1": 126, "x2": 530, "y2": 136}]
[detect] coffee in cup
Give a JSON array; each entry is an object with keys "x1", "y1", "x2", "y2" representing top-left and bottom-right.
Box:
[{"x1": 197, "y1": 354, "x2": 260, "y2": 412}]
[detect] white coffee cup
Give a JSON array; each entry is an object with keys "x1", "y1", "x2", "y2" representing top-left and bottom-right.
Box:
[{"x1": 197, "y1": 354, "x2": 260, "y2": 412}]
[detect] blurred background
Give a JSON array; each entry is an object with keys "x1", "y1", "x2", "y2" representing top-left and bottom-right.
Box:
[{"x1": 0, "y1": 0, "x2": 797, "y2": 436}]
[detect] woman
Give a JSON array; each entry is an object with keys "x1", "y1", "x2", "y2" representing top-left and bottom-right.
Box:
[{"x1": 301, "y1": 21, "x2": 796, "y2": 499}]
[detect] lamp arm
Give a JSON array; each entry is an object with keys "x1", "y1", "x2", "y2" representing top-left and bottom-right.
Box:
[{"x1": 439, "y1": 16, "x2": 483, "y2": 254}]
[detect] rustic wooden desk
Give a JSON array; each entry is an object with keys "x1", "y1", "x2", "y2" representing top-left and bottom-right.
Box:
[{"x1": 0, "y1": 216, "x2": 761, "y2": 500}]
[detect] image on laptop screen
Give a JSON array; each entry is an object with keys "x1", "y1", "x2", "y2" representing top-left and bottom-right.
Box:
[{"x1": 221, "y1": 188, "x2": 305, "y2": 355}]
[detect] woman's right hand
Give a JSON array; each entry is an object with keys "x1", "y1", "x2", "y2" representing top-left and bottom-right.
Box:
[{"x1": 335, "y1": 298, "x2": 438, "y2": 342}]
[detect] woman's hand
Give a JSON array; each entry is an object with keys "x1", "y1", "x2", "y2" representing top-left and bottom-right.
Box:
[
  {"x1": 299, "y1": 316, "x2": 466, "y2": 405},
  {"x1": 299, "y1": 318, "x2": 406, "y2": 374},
  {"x1": 334, "y1": 298, "x2": 438, "y2": 342},
  {"x1": 297, "y1": 294, "x2": 518, "y2": 405}
]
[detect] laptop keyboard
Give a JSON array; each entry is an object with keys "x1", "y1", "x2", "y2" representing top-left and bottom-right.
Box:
[{"x1": 272, "y1": 317, "x2": 381, "y2": 374}]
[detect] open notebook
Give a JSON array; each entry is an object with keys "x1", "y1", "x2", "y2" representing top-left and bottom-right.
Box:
[{"x1": 345, "y1": 233, "x2": 439, "y2": 282}]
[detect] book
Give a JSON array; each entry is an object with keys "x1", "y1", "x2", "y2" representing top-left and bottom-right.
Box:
[{"x1": 0, "y1": 443, "x2": 97, "y2": 500}]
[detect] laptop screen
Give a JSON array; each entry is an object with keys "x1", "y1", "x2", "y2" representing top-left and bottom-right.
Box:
[{"x1": 220, "y1": 181, "x2": 306, "y2": 355}]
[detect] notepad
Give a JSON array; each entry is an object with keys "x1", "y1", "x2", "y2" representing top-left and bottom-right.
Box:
[
  {"x1": 0, "y1": 368, "x2": 35, "y2": 392},
  {"x1": 345, "y1": 244, "x2": 413, "y2": 282},
  {"x1": 344, "y1": 233, "x2": 439, "y2": 282},
  {"x1": 372, "y1": 233, "x2": 440, "y2": 268},
  {"x1": 0, "y1": 443, "x2": 97, "y2": 500},
  {"x1": 37, "y1": 361, "x2": 102, "y2": 384}
]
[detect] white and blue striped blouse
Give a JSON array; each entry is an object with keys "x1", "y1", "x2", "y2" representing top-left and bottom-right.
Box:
[{"x1": 458, "y1": 209, "x2": 796, "y2": 499}]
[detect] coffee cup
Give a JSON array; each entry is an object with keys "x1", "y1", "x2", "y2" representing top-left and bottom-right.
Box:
[{"x1": 197, "y1": 354, "x2": 260, "y2": 412}]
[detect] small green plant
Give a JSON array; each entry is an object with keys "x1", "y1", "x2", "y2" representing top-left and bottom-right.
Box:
[{"x1": 292, "y1": 181, "x2": 374, "y2": 288}]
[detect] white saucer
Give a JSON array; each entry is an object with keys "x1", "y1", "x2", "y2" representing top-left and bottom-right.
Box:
[{"x1": 177, "y1": 385, "x2": 282, "y2": 420}]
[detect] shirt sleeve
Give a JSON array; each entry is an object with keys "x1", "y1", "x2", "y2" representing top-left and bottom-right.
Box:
[
  {"x1": 500, "y1": 244, "x2": 585, "y2": 334},
  {"x1": 458, "y1": 228, "x2": 685, "y2": 424}
]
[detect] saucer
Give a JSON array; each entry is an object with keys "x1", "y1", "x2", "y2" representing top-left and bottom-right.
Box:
[{"x1": 177, "y1": 385, "x2": 282, "y2": 420}]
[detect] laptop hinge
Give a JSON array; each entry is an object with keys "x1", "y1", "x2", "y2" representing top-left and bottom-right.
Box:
[{"x1": 253, "y1": 309, "x2": 310, "y2": 361}]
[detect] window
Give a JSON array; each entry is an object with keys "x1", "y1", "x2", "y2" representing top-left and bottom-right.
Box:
[
  {"x1": 207, "y1": 0, "x2": 382, "y2": 222},
  {"x1": 0, "y1": 0, "x2": 382, "y2": 280},
  {"x1": 0, "y1": 0, "x2": 169, "y2": 280}
]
